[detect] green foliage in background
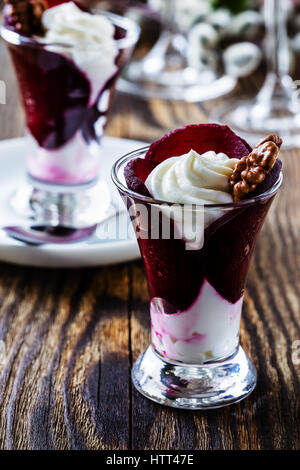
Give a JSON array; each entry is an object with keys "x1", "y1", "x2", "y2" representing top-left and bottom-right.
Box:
[{"x1": 210, "y1": 0, "x2": 251, "y2": 14}]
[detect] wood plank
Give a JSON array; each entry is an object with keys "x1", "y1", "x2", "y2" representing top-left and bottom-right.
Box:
[{"x1": 0, "y1": 265, "x2": 131, "y2": 450}]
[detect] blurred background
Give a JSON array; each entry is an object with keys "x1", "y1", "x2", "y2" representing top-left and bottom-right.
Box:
[{"x1": 1, "y1": 0, "x2": 300, "y2": 146}]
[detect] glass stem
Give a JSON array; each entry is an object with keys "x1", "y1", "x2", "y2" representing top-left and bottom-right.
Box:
[
  {"x1": 256, "y1": 0, "x2": 293, "y2": 107},
  {"x1": 142, "y1": 0, "x2": 188, "y2": 74},
  {"x1": 162, "y1": 0, "x2": 178, "y2": 34}
]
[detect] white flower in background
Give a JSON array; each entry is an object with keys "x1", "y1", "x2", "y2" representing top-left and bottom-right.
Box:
[
  {"x1": 188, "y1": 23, "x2": 219, "y2": 72},
  {"x1": 148, "y1": 0, "x2": 266, "y2": 78},
  {"x1": 188, "y1": 46, "x2": 218, "y2": 73},
  {"x1": 174, "y1": 0, "x2": 213, "y2": 30},
  {"x1": 205, "y1": 8, "x2": 232, "y2": 38},
  {"x1": 188, "y1": 22, "x2": 218, "y2": 49},
  {"x1": 148, "y1": 0, "x2": 212, "y2": 31},
  {"x1": 223, "y1": 42, "x2": 262, "y2": 78},
  {"x1": 230, "y1": 10, "x2": 263, "y2": 39}
]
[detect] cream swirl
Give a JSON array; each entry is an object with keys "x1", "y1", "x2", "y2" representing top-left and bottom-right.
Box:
[
  {"x1": 145, "y1": 149, "x2": 239, "y2": 204},
  {"x1": 41, "y1": 2, "x2": 118, "y2": 104}
]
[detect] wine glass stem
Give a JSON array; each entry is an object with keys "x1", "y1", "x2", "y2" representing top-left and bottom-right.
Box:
[
  {"x1": 264, "y1": 0, "x2": 290, "y2": 78},
  {"x1": 143, "y1": 0, "x2": 188, "y2": 73},
  {"x1": 161, "y1": 0, "x2": 178, "y2": 33},
  {"x1": 255, "y1": 0, "x2": 293, "y2": 108}
]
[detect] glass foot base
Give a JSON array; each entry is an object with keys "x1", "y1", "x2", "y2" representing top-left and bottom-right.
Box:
[
  {"x1": 10, "y1": 177, "x2": 113, "y2": 228},
  {"x1": 211, "y1": 98, "x2": 300, "y2": 148},
  {"x1": 118, "y1": 74, "x2": 237, "y2": 103},
  {"x1": 117, "y1": 27, "x2": 236, "y2": 103},
  {"x1": 132, "y1": 345, "x2": 257, "y2": 409}
]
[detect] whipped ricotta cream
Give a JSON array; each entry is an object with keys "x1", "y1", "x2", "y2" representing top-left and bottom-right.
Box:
[
  {"x1": 151, "y1": 280, "x2": 243, "y2": 364},
  {"x1": 145, "y1": 149, "x2": 239, "y2": 205},
  {"x1": 41, "y1": 1, "x2": 118, "y2": 104},
  {"x1": 144, "y1": 150, "x2": 239, "y2": 248}
]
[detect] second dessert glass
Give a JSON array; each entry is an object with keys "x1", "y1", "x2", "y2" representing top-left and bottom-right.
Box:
[
  {"x1": 112, "y1": 147, "x2": 282, "y2": 409},
  {"x1": 1, "y1": 10, "x2": 140, "y2": 227}
]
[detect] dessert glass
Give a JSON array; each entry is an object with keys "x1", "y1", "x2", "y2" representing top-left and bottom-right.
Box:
[
  {"x1": 112, "y1": 147, "x2": 282, "y2": 409},
  {"x1": 1, "y1": 11, "x2": 140, "y2": 227}
]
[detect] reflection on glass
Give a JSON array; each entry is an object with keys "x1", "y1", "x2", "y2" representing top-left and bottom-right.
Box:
[
  {"x1": 118, "y1": 0, "x2": 237, "y2": 102},
  {"x1": 212, "y1": 0, "x2": 300, "y2": 148}
]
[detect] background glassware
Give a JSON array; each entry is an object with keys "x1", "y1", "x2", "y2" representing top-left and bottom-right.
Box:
[
  {"x1": 112, "y1": 148, "x2": 282, "y2": 409},
  {"x1": 118, "y1": 0, "x2": 237, "y2": 102},
  {"x1": 1, "y1": 11, "x2": 140, "y2": 228},
  {"x1": 211, "y1": 0, "x2": 300, "y2": 148}
]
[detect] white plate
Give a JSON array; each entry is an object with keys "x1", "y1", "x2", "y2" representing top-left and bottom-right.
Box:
[{"x1": 0, "y1": 136, "x2": 145, "y2": 268}]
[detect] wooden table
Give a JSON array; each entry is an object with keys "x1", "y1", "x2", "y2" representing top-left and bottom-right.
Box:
[{"x1": 0, "y1": 38, "x2": 299, "y2": 451}]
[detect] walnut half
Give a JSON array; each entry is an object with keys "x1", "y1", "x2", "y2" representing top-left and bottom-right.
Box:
[
  {"x1": 4, "y1": 0, "x2": 47, "y2": 35},
  {"x1": 229, "y1": 134, "x2": 281, "y2": 202}
]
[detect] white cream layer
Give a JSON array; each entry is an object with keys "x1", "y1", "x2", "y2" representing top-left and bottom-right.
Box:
[
  {"x1": 41, "y1": 2, "x2": 118, "y2": 104},
  {"x1": 27, "y1": 131, "x2": 99, "y2": 184},
  {"x1": 151, "y1": 279, "x2": 243, "y2": 364}
]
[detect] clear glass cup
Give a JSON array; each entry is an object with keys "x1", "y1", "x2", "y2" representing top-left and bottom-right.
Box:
[
  {"x1": 1, "y1": 10, "x2": 140, "y2": 227},
  {"x1": 112, "y1": 147, "x2": 282, "y2": 409},
  {"x1": 118, "y1": 0, "x2": 237, "y2": 102},
  {"x1": 211, "y1": 0, "x2": 300, "y2": 148}
]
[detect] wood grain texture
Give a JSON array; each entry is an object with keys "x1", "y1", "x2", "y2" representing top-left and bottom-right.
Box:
[{"x1": 0, "y1": 27, "x2": 300, "y2": 450}]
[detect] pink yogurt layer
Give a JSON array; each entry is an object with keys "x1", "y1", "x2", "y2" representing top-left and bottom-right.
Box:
[
  {"x1": 26, "y1": 131, "x2": 99, "y2": 185},
  {"x1": 151, "y1": 279, "x2": 243, "y2": 364}
]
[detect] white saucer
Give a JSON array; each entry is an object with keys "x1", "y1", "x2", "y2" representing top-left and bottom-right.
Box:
[{"x1": 0, "y1": 136, "x2": 145, "y2": 268}]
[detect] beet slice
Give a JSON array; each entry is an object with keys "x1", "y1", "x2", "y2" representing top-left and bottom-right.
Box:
[
  {"x1": 145, "y1": 124, "x2": 252, "y2": 162},
  {"x1": 46, "y1": 0, "x2": 69, "y2": 7},
  {"x1": 125, "y1": 124, "x2": 251, "y2": 196},
  {"x1": 124, "y1": 124, "x2": 282, "y2": 200},
  {"x1": 124, "y1": 158, "x2": 158, "y2": 197}
]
